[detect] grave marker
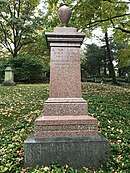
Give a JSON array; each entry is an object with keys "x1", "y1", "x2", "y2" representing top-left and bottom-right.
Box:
[
  {"x1": 24, "y1": 4, "x2": 109, "y2": 169},
  {"x1": 2, "y1": 67, "x2": 15, "y2": 86}
]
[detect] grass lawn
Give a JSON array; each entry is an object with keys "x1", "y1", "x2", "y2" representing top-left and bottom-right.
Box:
[{"x1": 0, "y1": 83, "x2": 130, "y2": 173}]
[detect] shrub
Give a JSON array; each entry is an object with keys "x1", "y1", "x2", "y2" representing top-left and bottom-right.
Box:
[{"x1": 0, "y1": 56, "x2": 49, "y2": 83}]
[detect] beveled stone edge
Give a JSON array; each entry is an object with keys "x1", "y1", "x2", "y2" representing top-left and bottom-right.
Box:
[
  {"x1": 50, "y1": 43, "x2": 81, "y2": 47},
  {"x1": 35, "y1": 131, "x2": 98, "y2": 137},
  {"x1": 24, "y1": 133, "x2": 109, "y2": 143},
  {"x1": 35, "y1": 115, "x2": 97, "y2": 121},
  {"x1": 45, "y1": 98, "x2": 87, "y2": 103},
  {"x1": 45, "y1": 31, "x2": 85, "y2": 37},
  {"x1": 35, "y1": 116, "x2": 98, "y2": 126},
  {"x1": 35, "y1": 124, "x2": 97, "y2": 131}
]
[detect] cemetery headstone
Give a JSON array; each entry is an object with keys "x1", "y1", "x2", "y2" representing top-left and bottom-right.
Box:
[
  {"x1": 24, "y1": 4, "x2": 109, "y2": 170},
  {"x1": 1, "y1": 67, "x2": 16, "y2": 86}
]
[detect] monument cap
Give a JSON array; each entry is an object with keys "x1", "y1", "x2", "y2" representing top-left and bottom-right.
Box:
[
  {"x1": 5, "y1": 66, "x2": 13, "y2": 71},
  {"x1": 58, "y1": 4, "x2": 71, "y2": 27}
]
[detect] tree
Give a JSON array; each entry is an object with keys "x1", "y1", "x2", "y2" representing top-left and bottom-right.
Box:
[
  {"x1": 42, "y1": 0, "x2": 61, "y2": 29},
  {"x1": 70, "y1": 0, "x2": 130, "y2": 66},
  {"x1": 81, "y1": 43, "x2": 105, "y2": 77},
  {"x1": 118, "y1": 46, "x2": 130, "y2": 67},
  {"x1": 0, "y1": 0, "x2": 44, "y2": 58},
  {"x1": 69, "y1": 0, "x2": 129, "y2": 32},
  {"x1": 20, "y1": 31, "x2": 49, "y2": 58},
  {"x1": 105, "y1": 31, "x2": 117, "y2": 84}
]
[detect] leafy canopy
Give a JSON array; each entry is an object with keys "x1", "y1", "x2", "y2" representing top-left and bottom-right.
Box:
[{"x1": 0, "y1": 0, "x2": 43, "y2": 58}]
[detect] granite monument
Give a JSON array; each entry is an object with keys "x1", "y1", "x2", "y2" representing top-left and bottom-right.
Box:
[{"x1": 24, "y1": 4, "x2": 109, "y2": 169}]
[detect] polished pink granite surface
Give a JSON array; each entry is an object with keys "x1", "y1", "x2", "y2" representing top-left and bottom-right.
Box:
[
  {"x1": 34, "y1": 27, "x2": 98, "y2": 138},
  {"x1": 44, "y1": 102, "x2": 88, "y2": 116},
  {"x1": 50, "y1": 47, "x2": 81, "y2": 98},
  {"x1": 35, "y1": 115, "x2": 97, "y2": 124},
  {"x1": 35, "y1": 116, "x2": 98, "y2": 137}
]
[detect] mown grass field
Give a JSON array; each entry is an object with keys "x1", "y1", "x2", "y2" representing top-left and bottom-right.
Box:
[{"x1": 0, "y1": 83, "x2": 130, "y2": 173}]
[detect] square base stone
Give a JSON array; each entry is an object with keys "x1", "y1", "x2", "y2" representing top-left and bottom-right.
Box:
[
  {"x1": 35, "y1": 115, "x2": 98, "y2": 137},
  {"x1": 44, "y1": 98, "x2": 88, "y2": 116},
  {"x1": 24, "y1": 134, "x2": 109, "y2": 169}
]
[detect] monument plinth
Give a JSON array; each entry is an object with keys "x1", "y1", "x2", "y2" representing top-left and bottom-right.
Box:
[{"x1": 24, "y1": 4, "x2": 109, "y2": 170}]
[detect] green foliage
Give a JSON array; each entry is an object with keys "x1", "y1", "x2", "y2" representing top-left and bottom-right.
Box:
[
  {"x1": 0, "y1": 59, "x2": 7, "y2": 83},
  {"x1": 0, "y1": 83, "x2": 130, "y2": 172},
  {"x1": 20, "y1": 32, "x2": 49, "y2": 59},
  {"x1": 81, "y1": 44, "x2": 105, "y2": 77},
  {"x1": 0, "y1": 84, "x2": 49, "y2": 172},
  {"x1": 43, "y1": 0, "x2": 60, "y2": 30},
  {"x1": 0, "y1": 56, "x2": 50, "y2": 83},
  {"x1": 82, "y1": 83, "x2": 130, "y2": 172},
  {"x1": 50, "y1": 0, "x2": 120, "y2": 30},
  {"x1": 70, "y1": 0, "x2": 129, "y2": 31},
  {"x1": 0, "y1": 0, "x2": 44, "y2": 58},
  {"x1": 118, "y1": 45, "x2": 130, "y2": 67}
]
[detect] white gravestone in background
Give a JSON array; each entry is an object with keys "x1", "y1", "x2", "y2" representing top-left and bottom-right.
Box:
[{"x1": 2, "y1": 67, "x2": 16, "y2": 86}]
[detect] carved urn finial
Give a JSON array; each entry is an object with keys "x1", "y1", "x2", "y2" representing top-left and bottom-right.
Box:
[{"x1": 58, "y1": 4, "x2": 71, "y2": 27}]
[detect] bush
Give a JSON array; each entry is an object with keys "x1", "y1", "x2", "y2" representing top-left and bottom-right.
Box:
[{"x1": 0, "y1": 56, "x2": 49, "y2": 83}]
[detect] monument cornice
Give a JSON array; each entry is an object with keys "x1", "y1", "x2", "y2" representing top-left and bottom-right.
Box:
[{"x1": 45, "y1": 27, "x2": 85, "y2": 47}]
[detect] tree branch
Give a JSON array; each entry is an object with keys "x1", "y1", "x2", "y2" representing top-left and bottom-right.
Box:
[
  {"x1": 17, "y1": 0, "x2": 21, "y2": 18},
  {"x1": 17, "y1": 40, "x2": 34, "y2": 53},
  {"x1": 7, "y1": 4, "x2": 13, "y2": 18},
  {"x1": 110, "y1": 19, "x2": 130, "y2": 33},
  {"x1": 0, "y1": 23, "x2": 14, "y2": 54},
  {"x1": 86, "y1": 13, "x2": 130, "y2": 28},
  {"x1": 103, "y1": 0, "x2": 130, "y2": 3}
]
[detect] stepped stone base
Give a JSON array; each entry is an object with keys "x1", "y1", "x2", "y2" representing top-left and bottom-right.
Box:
[
  {"x1": 44, "y1": 98, "x2": 88, "y2": 116},
  {"x1": 24, "y1": 134, "x2": 109, "y2": 169},
  {"x1": 35, "y1": 115, "x2": 98, "y2": 137}
]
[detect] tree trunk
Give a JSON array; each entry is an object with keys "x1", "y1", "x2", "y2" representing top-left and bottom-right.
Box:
[
  {"x1": 105, "y1": 32, "x2": 117, "y2": 85},
  {"x1": 118, "y1": 67, "x2": 125, "y2": 77},
  {"x1": 13, "y1": 50, "x2": 18, "y2": 58},
  {"x1": 103, "y1": 67, "x2": 107, "y2": 76},
  {"x1": 97, "y1": 67, "x2": 100, "y2": 75},
  {"x1": 103, "y1": 52, "x2": 107, "y2": 76},
  {"x1": 107, "y1": 63, "x2": 112, "y2": 77}
]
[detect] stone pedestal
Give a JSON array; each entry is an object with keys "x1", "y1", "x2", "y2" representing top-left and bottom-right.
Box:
[
  {"x1": 24, "y1": 135, "x2": 109, "y2": 169},
  {"x1": 24, "y1": 26, "x2": 109, "y2": 170},
  {"x1": 2, "y1": 67, "x2": 16, "y2": 86}
]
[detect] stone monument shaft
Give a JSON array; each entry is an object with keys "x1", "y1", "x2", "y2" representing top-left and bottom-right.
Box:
[{"x1": 50, "y1": 46, "x2": 81, "y2": 98}]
